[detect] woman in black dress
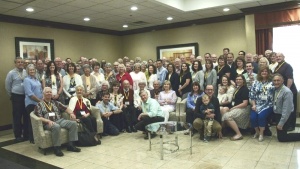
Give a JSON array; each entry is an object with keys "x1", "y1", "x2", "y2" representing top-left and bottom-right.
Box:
[
  {"x1": 215, "y1": 55, "x2": 231, "y2": 85},
  {"x1": 178, "y1": 63, "x2": 192, "y2": 96},
  {"x1": 165, "y1": 63, "x2": 180, "y2": 96}
]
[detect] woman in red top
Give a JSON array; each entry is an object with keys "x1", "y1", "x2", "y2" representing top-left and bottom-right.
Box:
[
  {"x1": 69, "y1": 85, "x2": 97, "y2": 135},
  {"x1": 116, "y1": 64, "x2": 133, "y2": 89}
]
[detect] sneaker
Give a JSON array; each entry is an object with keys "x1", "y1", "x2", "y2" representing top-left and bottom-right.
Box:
[
  {"x1": 258, "y1": 135, "x2": 264, "y2": 142},
  {"x1": 253, "y1": 133, "x2": 259, "y2": 139},
  {"x1": 53, "y1": 147, "x2": 64, "y2": 157},
  {"x1": 67, "y1": 145, "x2": 81, "y2": 152}
]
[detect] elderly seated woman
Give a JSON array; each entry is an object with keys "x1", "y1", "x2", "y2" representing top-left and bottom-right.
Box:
[
  {"x1": 158, "y1": 80, "x2": 177, "y2": 122},
  {"x1": 69, "y1": 85, "x2": 100, "y2": 144}
]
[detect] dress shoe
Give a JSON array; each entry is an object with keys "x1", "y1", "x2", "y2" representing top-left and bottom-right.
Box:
[
  {"x1": 131, "y1": 126, "x2": 137, "y2": 133},
  {"x1": 53, "y1": 147, "x2": 64, "y2": 157},
  {"x1": 15, "y1": 137, "x2": 24, "y2": 143},
  {"x1": 126, "y1": 127, "x2": 132, "y2": 133},
  {"x1": 67, "y1": 145, "x2": 81, "y2": 152}
]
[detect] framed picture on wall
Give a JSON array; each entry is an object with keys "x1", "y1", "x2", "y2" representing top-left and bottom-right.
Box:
[
  {"x1": 15, "y1": 37, "x2": 54, "y2": 61},
  {"x1": 156, "y1": 43, "x2": 199, "y2": 63}
]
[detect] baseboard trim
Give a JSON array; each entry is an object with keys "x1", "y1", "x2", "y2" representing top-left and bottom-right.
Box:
[{"x1": 0, "y1": 125, "x2": 12, "y2": 131}]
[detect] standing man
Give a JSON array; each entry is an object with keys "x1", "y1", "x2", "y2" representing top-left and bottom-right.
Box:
[
  {"x1": 54, "y1": 57, "x2": 66, "y2": 76},
  {"x1": 272, "y1": 74, "x2": 300, "y2": 142},
  {"x1": 189, "y1": 54, "x2": 195, "y2": 71},
  {"x1": 35, "y1": 59, "x2": 45, "y2": 84},
  {"x1": 135, "y1": 90, "x2": 165, "y2": 139},
  {"x1": 174, "y1": 58, "x2": 181, "y2": 75},
  {"x1": 193, "y1": 85, "x2": 222, "y2": 140},
  {"x1": 112, "y1": 62, "x2": 119, "y2": 76},
  {"x1": 202, "y1": 53, "x2": 211, "y2": 71},
  {"x1": 223, "y1": 48, "x2": 230, "y2": 58},
  {"x1": 245, "y1": 53, "x2": 258, "y2": 73},
  {"x1": 34, "y1": 87, "x2": 81, "y2": 156},
  {"x1": 211, "y1": 54, "x2": 218, "y2": 68},
  {"x1": 5, "y1": 57, "x2": 27, "y2": 142},
  {"x1": 274, "y1": 52, "x2": 298, "y2": 131},
  {"x1": 156, "y1": 59, "x2": 167, "y2": 86}
]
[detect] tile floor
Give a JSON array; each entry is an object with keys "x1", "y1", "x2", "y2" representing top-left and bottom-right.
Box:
[{"x1": 1, "y1": 126, "x2": 300, "y2": 169}]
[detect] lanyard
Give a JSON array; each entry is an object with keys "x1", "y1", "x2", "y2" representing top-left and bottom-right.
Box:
[
  {"x1": 217, "y1": 66, "x2": 224, "y2": 73},
  {"x1": 233, "y1": 87, "x2": 241, "y2": 99},
  {"x1": 124, "y1": 90, "x2": 129, "y2": 99},
  {"x1": 43, "y1": 101, "x2": 52, "y2": 111},
  {"x1": 78, "y1": 99, "x2": 83, "y2": 109},
  {"x1": 275, "y1": 62, "x2": 285, "y2": 73},
  {"x1": 15, "y1": 69, "x2": 24, "y2": 81},
  {"x1": 274, "y1": 86, "x2": 283, "y2": 103}
]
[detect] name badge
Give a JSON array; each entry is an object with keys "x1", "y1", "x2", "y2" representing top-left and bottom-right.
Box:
[
  {"x1": 261, "y1": 95, "x2": 267, "y2": 100},
  {"x1": 69, "y1": 88, "x2": 75, "y2": 92},
  {"x1": 273, "y1": 105, "x2": 276, "y2": 110},
  {"x1": 49, "y1": 112, "x2": 55, "y2": 117},
  {"x1": 80, "y1": 111, "x2": 86, "y2": 115},
  {"x1": 125, "y1": 101, "x2": 130, "y2": 105},
  {"x1": 231, "y1": 101, "x2": 235, "y2": 106}
]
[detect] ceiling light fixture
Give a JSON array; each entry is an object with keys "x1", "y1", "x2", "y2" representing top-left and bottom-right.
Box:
[
  {"x1": 83, "y1": 17, "x2": 90, "y2": 21},
  {"x1": 123, "y1": 24, "x2": 128, "y2": 28},
  {"x1": 167, "y1": 17, "x2": 173, "y2": 21},
  {"x1": 223, "y1": 8, "x2": 230, "y2": 12},
  {"x1": 131, "y1": 6, "x2": 138, "y2": 11},
  {"x1": 26, "y1": 7, "x2": 34, "y2": 12}
]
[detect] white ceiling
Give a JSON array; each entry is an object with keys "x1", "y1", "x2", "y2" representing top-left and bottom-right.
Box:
[{"x1": 0, "y1": 0, "x2": 293, "y2": 31}]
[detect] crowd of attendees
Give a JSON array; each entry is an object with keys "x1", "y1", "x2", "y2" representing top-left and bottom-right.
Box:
[{"x1": 5, "y1": 48, "x2": 300, "y2": 156}]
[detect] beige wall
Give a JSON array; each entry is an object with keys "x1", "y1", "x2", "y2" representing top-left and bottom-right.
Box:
[
  {"x1": 0, "y1": 22, "x2": 122, "y2": 127},
  {"x1": 122, "y1": 19, "x2": 249, "y2": 61}
]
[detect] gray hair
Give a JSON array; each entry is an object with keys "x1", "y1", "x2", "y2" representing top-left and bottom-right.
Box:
[
  {"x1": 14, "y1": 57, "x2": 23, "y2": 63},
  {"x1": 101, "y1": 80, "x2": 110, "y2": 89},
  {"x1": 141, "y1": 61, "x2": 148, "y2": 66},
  {"x1": 43, "y1": 87, "x2": 51, "y2": 93},
  {"x1": 118, "y1": 64, "x2": 125, "y2": 69},
  {"x1": 26, "y1": 64, "x2": 35, "y2": 74},
  {"x1": 105, "y1": 63, "x2": 112, "y2": 68},
  {"x1": 139, "y1": 90, "x2": 148, "y2": 96},
  {"x1": 138, "y1": 80, "x2": 147, "y2": 85},
  {"x1": 75, "y1": 85, "x2": 84, "y2": 91},
  {"x1": 82, "y1": 64, "x2": 90, "y2": 70},
  {"x1": 134, "y1": 62, "x2": 141, "y2": 70}
]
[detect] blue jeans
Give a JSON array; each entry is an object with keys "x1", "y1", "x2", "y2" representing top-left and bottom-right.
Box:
[{"x1": 250, "y1": 107, "x2": 273, "y2": 128}]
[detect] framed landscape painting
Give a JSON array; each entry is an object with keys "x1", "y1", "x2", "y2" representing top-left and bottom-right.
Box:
[
  {"x1": 15, "y1": 37, "x2": 54, "y2": 61},
  {"x1": 156, "y1": 43, "x2": 199, "y2": 63}
]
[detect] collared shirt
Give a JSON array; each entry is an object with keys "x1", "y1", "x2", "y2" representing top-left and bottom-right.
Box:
[
  {"x1": 24, "y1": 76, "x2": 43, "y2": 106},
  {"x1": 5, "y1": 68, "x2": 27, "y2": 96},
  {"x1": 134, "y1": 89, "x2": 150, "y2": 108},
  {"x1": 156, "y1": 67, "x2": 167, "y2": 86},
  {"x1": 249, "y1": 80, "x2": 274, "y2": 113},
  {"x1": 187, "y1": 92, "x2": 204, "y2": 110},
  {"x1": 96, "y1": 101, "x2": 118, "y2": 114},
  {"x1": 58, "y1": 69, "x2": 66, "y2": 77},
  {"x1": 34, "y1": 100, "x2": 67, "y2": 123},
  {"x1": 273, "y1": 85, "x2": 294, "y2": 126},
  {"x1": 141, "y1": 98, "x2": 165, "y2": 118}
]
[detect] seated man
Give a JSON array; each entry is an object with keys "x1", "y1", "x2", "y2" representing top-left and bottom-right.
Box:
[
  {"x1": 96, "y1": 92, "x2": 122, "y2": 136},
  {"x1": 135, "y1": 90, "x2": 165, "y2": 139},
  {"x1": 34, "y1": 87, "x2": 81, "y2": 157},
  {"x1": 193, "y1": 85, "x2": 222, "y2": 140}
]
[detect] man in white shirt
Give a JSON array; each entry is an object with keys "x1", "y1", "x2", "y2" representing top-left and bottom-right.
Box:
[
  {"x1": 211, "y1": 54, "x2": 218, "y2": 68},
  {"x1": 202, "y1": 53, "x2": 211, "y2": 71}
]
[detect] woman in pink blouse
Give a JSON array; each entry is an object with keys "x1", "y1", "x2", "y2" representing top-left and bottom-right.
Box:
[{"x1": 158, "y1": 80, "x2": 177, "y2": 122}]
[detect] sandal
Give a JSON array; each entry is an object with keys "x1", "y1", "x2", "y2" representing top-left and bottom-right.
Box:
[{"x1": 230, "y1": 135, "x2": 243, "y2": 141}]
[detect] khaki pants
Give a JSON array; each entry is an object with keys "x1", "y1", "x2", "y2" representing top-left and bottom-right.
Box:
[{"x1": 193, "y1": 118, "x2": 222, "y2": 135}]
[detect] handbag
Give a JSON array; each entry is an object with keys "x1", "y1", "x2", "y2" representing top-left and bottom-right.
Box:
[{"x1": 76, "y1": 122, "x2": 98, "y2": 147}]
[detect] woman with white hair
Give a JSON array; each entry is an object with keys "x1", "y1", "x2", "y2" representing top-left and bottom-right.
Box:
[
  {"x1": 81, "y1": 64, "x2": 98, "y2": 106},
  {"x1": 158, "y1": 80, "x2": 177, "y2": 122},
  {"x1": 69, "y1": 85, "x2": 100, "y2": 144},
  {"x1": 96, "y1": 80, "x2": 110, "y2": 102},
  {"x1": 24, "y1": 64, "x2": 43, "y2": 143},
  {"x1": 116, "y1": 64, "x2": 133, "y2": 89},
  {"x1": 130, "y1": 63, "x2": 147, "y2": 90},
  {"x1": 104, "y1": 63, "x2": 117, "y2": 88}
]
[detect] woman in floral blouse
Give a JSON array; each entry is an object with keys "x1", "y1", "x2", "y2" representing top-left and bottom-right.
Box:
[{"x1": 249, "y1": 66, "x2": 274, "y2": 142}]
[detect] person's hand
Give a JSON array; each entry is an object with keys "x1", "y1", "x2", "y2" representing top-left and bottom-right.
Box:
[
  {"x1": 137, "y1": 114, "x2": 142, "y2": 121},
  {"x1": 138, "y1": 106, "x2": 142, "y2": 110},
  {"x1": 83, "y1": 113, "x2": 89, "y2": 118},
  {"x1": 251, "y1": 105, "x2": 256, "y2": 112},
  {"x1": 70, "y1": 114, "x2": 76, "y2": 120},
  {"x1": 47, "y1": 120, "x2": 55, "y2": 127},
  {"x1": 277, "y1": 125, "x2": 283, "y2": 130}
]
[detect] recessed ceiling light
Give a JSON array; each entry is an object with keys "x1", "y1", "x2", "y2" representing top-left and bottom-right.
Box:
[
  {"x1": 26, "y1": 7, "x2": 34, "y2": 12},
  {"x1": 123, "y1": 24, "x2": 128, "y2": 28},
  {"x1": 83, "y1": 17, "x2": 90, "y2": 21},
  {"x1": 223, "y1": 8, "x2": 230, "y2": 12},
  {"x1": 167, "y1": 17, "x2": 173, "y2": 21},
  {"x1": 131, "y1": 6, "x2": 138, "y2": 11}
]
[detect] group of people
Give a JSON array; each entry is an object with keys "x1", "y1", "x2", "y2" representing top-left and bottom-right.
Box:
[{"x1": 5, "y1": 48, "x2": 300, "y2": 156}]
